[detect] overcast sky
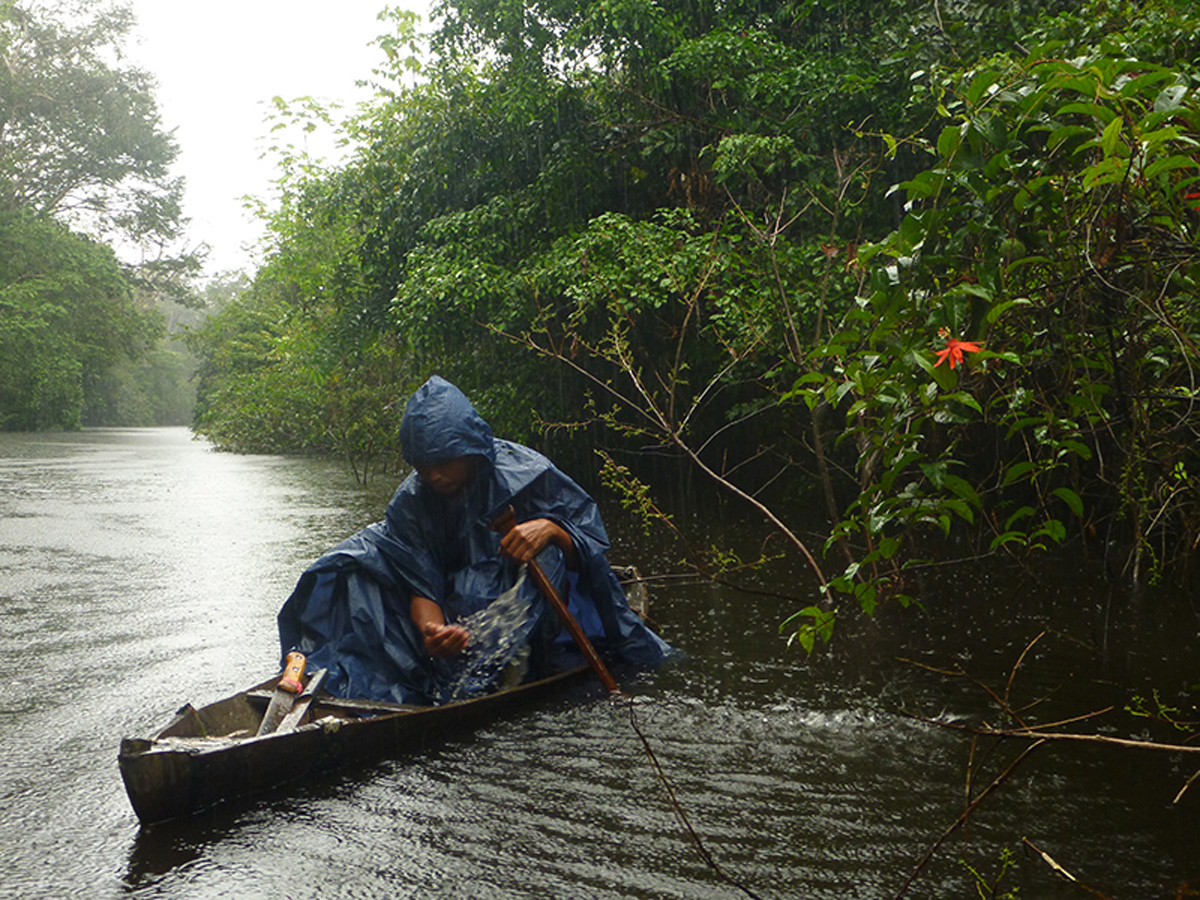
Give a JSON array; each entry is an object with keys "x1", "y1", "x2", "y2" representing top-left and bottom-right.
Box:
[{"x1": 126, "y1": 1, "x2": 425, "y2": 277}]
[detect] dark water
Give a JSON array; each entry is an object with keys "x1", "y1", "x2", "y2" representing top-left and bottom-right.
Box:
[{"x1": 1, "y1": 428, "x2": 1196, "y2": 899}]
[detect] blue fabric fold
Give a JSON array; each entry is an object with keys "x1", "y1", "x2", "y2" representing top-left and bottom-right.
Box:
[{"x1": 278, "y1": 375, "x2": 672, "y2": 704}]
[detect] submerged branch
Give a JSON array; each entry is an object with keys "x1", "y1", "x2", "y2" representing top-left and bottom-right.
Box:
[
  {"x1": 1021, "y1": 838, "x2": 1115, "y2": 899},
  {"x1": 966, "y1": 726, "x2": 1200, "y2": 754},
  {"x1": 895, "y1": 740, "x2": 1047, "y2": 899}
]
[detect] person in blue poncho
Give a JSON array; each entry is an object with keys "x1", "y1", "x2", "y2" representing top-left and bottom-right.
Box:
[{"x1": 277, "y1": 375, "x2": 671, "y2": 704}]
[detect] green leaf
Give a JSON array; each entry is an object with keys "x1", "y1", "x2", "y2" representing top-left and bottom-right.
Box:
[
  {"x1": 1013, "y1": 177, "x2": 1051, "y2": 211},
  {"x1": 937, "y1": 124, "x2": 963, "y2": 159},
  {"x1": 1137, "y1": 125, "x2": 1184, "y2": 147},
  {"x1": 782, "y1": 606, "x2": 837, "y2": 652},
  {"x1": 942, "y1": 498, "x2": 974, "y2": 523},
  {"x1": 1100, "y1": 116, "x2": 1124, "y2": 157},
  {"x1": 1034, "y1": 518, "x2": 1067, "y2": 543},
  {"x1": 946, "y1": 282, "x2": 993, "y2": 302},
  {"x1": 1082, "y1": 156, "x2": 1127, "y2": 191},
  {"x1": 794, "y1": 627, "x2": 814, "y2": 653},
  {"x1": 1047, "y1": 124, "x2": 1095, "y2": 152},
  {"x1": 943, "y1": 473, "x2": 981, "y2": 506},
  {"x1": 944, "y1": 391, "x2": 983, "y2": 415},
  {"x1": 1005, "y1": 255, "x2": 1053, "y2": 274},
  {"x1": 910, "y1": 348, "x2": 936, "y2": 375},
  {"x1": 1056, "y1": 101, "x2": 1117, "y2": 124},
  {"x1": 930, "y1": 358, "x2": 959, "y2": 392},
  {"x1": 1006, "y1": 416, "x2": 1046, "y2": 438},
  {"x1": 990, "y1": 530, "x2": 1028, "y2": 551},
  {"x1": 900, "y1": 171, "x2": 945, "y2": 200},
  {"x1": 965, "y1": 69, "x2": 1001, "y2": 106},
  {"x1": 1005, "y1": 506, "x2": 1036, "y2": 530},
  {"x1": 1154, "y1": 84, "x2": 1188, "y2": 113},
  {"x1": 1057, "y1": 439, "x2": 1094, "y2": 460},
  {"x1": 986, "y1": 297, "x2": 1031, "y2": 324},
  {"x1": 856, "y1": 582, "x2": 877, "y2": 615},
  {"x1": 1144, "y1": 155, "x2": 1197, "y2": 180},
  {"x1": 920, "y1": 460, "x2": 948, "y2": 487},
  {"x1": 1119, "y1": 68, "x2": 1176, "y2": 99},
  {"x1": 1052, "y1": 487, "x2": 1084, "y2": 516},
  {"x1": 1002, "y1": 460, "x2": 1036, "y2": 486}
]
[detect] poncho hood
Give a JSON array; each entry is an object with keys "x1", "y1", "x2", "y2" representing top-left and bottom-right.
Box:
[{"x1": 400, "y1": 375, "x2": 496, "y2": 466}]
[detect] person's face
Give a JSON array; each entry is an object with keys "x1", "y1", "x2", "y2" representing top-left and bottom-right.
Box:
[{"x1": 415, "y1": 456, "x2": 476, "y2": 496}]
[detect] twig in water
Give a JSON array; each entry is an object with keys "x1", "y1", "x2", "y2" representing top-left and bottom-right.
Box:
[
  {"x1": 1021, "y1": 837, "x2": 1115, "y2": 899},
  {"x1": 624, "y1": 697, "x2": 766, "y2": 900},
  {"x1": 895, "y1": 740, "x2": 1047, "y2": 898},
  {"x1": 1173, "y1": 767, "x2": 1200, "y2": 805},
  {"x1": 1004, "y1": 631, "x2": 1044, "y2": 713}
]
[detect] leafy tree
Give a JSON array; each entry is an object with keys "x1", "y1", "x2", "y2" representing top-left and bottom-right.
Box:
[
  {"x1": 787, "y1": 0, "x2": 1200, "y2": 636},
  {"x1": 0, "y1": 0, "x2": 185, "y2": 247},
  {"x1": 193, "y1": 0, "x2": 1200, "y2": 636},
  {"x1": 0, "y1": 1, "x2": 201, "y2": 430},
  {"x1": 0, "y1": 210, "x2": 160, "y2": 429}
]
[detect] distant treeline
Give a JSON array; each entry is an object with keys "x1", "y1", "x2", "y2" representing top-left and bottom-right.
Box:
[{"x1": 0, "y1": 2, "x2": 202, "y2": 430}]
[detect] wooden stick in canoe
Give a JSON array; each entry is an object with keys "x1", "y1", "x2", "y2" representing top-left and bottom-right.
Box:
[
  {"x1": 256, "y1": 651, "x2": 307, "y2": 735},
  {"x1": 275, "y1": 667, "x2": 328, "y2": 733},
  {"x1": 489, "y1": 506, "x2": 621, "y2": 696}
]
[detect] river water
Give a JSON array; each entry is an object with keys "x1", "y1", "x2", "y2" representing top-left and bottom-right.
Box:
[{"x1": 0, "y1": 428, "x2": 1196, "y2": 899}]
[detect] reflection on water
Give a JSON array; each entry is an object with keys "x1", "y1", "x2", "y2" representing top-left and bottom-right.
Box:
[{"x1": 0, "y1": 428, "x2": 1197, "y2": 899}]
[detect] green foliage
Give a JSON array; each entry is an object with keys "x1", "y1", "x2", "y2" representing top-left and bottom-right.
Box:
[
  {"x1": 0, "y1": 2, "x2": 202, "y2": 431},
  {"x1": 0, "y1": 211, "x2": 162, "y2": 429},
  {"x1": 782, "y1": 0, "x2": 1200, "y2": 636},
  {"x1": 0, "y1": 1, "x2": 184, "y2": 247},
  {"x1": 598, "y1": 452, "x2": 673, "y2": 538},
  {"x1": 190, "y1": 0, "x2": 1200, "y2": 650},
  {"x1": 962, "y1": 846, "x2": 1020, "y2": 900},
  {"x1": 187, "y1": 270, "x2": 410, "y2": 475},
  {"x1": 781, "y1": 605, "x2": 837, "y2": 654},
  {"x1": 1126, "y1": 688, "x2": 1195, "y2": 733},
  {"x1": 188, "y1": 282, "x2": 318, "y2": 453}
]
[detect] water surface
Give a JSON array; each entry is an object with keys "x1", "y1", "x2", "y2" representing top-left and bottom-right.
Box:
[{"x1": 1, "y1": 428, "x2": 1196, "y2": 899}]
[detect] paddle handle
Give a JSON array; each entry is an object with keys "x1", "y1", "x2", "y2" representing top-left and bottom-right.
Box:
[
  {"x1": 279, "y1": 651, "x2": 306, "y2": 694},
  {"x1": 490, "y1": 507, "x2": 621, "y2": 695}
]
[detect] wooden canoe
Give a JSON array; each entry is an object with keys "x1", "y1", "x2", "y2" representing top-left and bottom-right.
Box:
[
  {"x1": 118, "y1": 664, "x2": 596, "y2": 825},
  {"x1": 118, "y1": 568, "x2": 651, "y2": 826}
]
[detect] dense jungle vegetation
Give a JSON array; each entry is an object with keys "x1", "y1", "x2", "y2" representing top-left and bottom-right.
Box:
[
  {"x1": 7, "y1": 1, "x2": 1199, "y2": 641},
  {"x1": 187, "y1": 0, "x2": 1200, "y2": 641},
  {"x1": 0, "y1": 1, "x2": 201, "y2": 429}
]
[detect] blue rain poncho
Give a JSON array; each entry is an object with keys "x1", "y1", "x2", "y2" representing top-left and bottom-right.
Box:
[{"x1": 278, "y1": 376, "x2": 671, "y2": 704}]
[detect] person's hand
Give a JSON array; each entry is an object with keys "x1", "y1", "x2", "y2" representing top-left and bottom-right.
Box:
[
  {"x1": 423, "y1": 621, "x2": 469, "y2": 658},
  {"x1": 499, "y1": 518, "x2": 557, "y2": 563}
]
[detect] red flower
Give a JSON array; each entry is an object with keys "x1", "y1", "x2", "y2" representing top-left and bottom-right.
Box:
[{"x1": 934, "y1": 336, "x2": 982, "y2": 369}]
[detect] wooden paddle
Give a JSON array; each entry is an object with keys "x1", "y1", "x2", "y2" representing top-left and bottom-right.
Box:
[{"x1": 490, "y1": 506, "x2": 621, "y2": 695}]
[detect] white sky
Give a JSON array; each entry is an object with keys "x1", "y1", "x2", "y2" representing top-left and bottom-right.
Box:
[{"x1": 126, "y1": 1, "x2": 426, "y2": 277}]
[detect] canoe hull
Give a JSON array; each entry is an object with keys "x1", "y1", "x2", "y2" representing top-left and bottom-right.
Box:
[{"x1": 119, "y1": 667, "x2": 590, "y2": 825}]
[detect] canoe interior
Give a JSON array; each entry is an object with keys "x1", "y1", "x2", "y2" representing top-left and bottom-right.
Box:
[{"x1": 147, "y1": 679, "x2": 422, "y2": 743}]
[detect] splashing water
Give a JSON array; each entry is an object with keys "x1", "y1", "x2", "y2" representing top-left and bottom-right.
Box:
[{"x1": 442, "y1": 567, "x2": 535, "y2": 702}]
